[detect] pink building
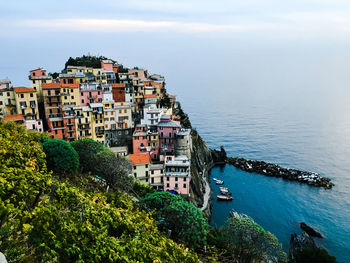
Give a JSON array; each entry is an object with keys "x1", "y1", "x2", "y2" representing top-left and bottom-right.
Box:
[
  {"x1": 128, "y1": 69, "x2": 148, "y2": 79},
  {"x1": 132, "y1": 124, "x2": 148, "y2": 154},
  {"x1": 0, "y1": 78, "x2": 12, "y2": 90},
  {"x1": 59, "y1": 74, "x2": 78, "y2": 88},
  {"x1": 30, "y1": 68, "x2": 47, "y2": 78},
  {"x1": 164, "y1": 155, "x2": 190, "y2": 196},
  {"x1": 157, "y1": 115, "x2": 181, "y2": 158},
  {"x1": 79, "y1": 83, "x2": 103, "y2": 106},
  {"x1": 101, "y1": 60, "x2": 114, "y2": 71}
]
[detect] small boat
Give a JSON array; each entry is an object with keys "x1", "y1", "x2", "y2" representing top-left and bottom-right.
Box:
[
  {"x1": 213, "y1": 178, "x2": 219, "y2": 181},
  {"x1": 217, "y1": 195, "x2": 233, "y2": 201},
  {"x1": 220, "y1": 190, "x2": 232, "y2": 196},
  {"x1": 215, "y1": 180, "x2": 224, "y2": 185},
  {"x1": 219, "y1": 187, "x2": 229, "y2": 193}
]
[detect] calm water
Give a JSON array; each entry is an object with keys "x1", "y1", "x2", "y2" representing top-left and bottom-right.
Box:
[{"x1": 173, "y1": 56, "x2": 350, "y2": 262}]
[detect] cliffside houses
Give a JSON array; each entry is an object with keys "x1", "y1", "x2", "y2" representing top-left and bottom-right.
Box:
[{"x1": 1, "y1": 59, "x2": 192, "y2": 196}]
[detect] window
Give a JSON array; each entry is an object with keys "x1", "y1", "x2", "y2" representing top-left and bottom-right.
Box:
[
  {"x1": 145, "y1": 171, "x2": 149, "y2": 177},
  {"x1": 71, "y1": 96, "x2": 74, "y2": 99},
  {"x1": 0, "y1": 101, "x2": 2, "y2": 105},
  {"x1": 21, "y1": 94, "x2": 24, "y2": 98},
  {"x1": 151, "y1": 178, "x2": 154, "y2": 184},
  {"x1": 175, "y1": 177, "x2": 178, "y2": 181},
  {"x1": 64, "y1": 96, "x2": 67, "y2": 99},
  {"x1": 134, "y1": 173, "x2": 137, "y2": 178},
  {"x1": 81, "y1": 92, "x2": 83, "y2": 96},
  {"x1": 184, "y1": 177, "x2": 186, "y2": 182},
  {"x1": 30, "y1": 93, "x2": 33, "y2": 97},
  {"x1": 55, "y1": 130, "x2": 57, "y2": 135},
  {"x1": 183, "y1": 184, "x2": 186, "y2": 188},
  {"x1": 175, "y1": 183, "x2": 178, "y2": 188},
  {"x1": 151, "y1": 170, "x2": 154, "y2": 175},
  {"x1": 166, "y1": 183, "x2": 170, "y2": 187},
  {"x1": 71, "y1": 89, "x2": 73, "y2": 92},
  {"x1": 145, "y1": 164, "x2": 148, "y2": 168},
  {"x1": 167, "y1": 177, "x2": 169, "y2": 181},
  {"x1": 82, "y1": 99, "x2": 84, "y2": 104}
]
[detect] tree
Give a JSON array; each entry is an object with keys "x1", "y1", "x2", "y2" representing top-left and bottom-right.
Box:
[
  {"x1": 70, "y1": 138, "x2": 105, "y2": 173},
  {"x1": 140, "y1": 192, "x2": 209, "y2": 249},
  {"x1": 42, "y1": 139, "x2": 79, "y2": 176},
  {"x1": 91, "y1": 150, "x2": 132, "y2": 189},
  {"x1": 213, "y1": 216, "x2": 287, "y2": 263},
  {"x1": 293, "y1": 247, "x2": 337, "y2": 263}
]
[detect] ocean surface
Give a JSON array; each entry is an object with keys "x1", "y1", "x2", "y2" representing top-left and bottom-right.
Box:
[{"x1": 171, "y1": 55, "x2": 350, "y2": 263}]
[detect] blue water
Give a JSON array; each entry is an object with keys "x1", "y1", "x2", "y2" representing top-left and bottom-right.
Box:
[{"x1": 174, "y1": 76, "x2": 350, "y2": 262}]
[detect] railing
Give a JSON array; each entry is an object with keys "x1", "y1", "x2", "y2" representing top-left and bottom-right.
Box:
[{"x1": 66, "y1": 122, "x2": 74, "y2": 126}]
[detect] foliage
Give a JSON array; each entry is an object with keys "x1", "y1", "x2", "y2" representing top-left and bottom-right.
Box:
[
  {"x1": 0, "y1": 121, "x2": 199, "y2": 262},
  {"x1": 130, "y1": 180, "x2": 155, "y2": 198},
  {"x1": 91, "y1": 150, "x2": 131, "y2": 189},
  {"x1": 292, "y1": 247, "x2": 337, "y2": 263},
  {"x1": 211, "y1": 216, "x2": 287, "y2": 263},
  {"x1": 42, "y1": 139, "x2": 79, "y2": 176},
  {"x1": 71, "y1": 138, "x2": 105, "y2": 173},
  {"x1": 175, "y1": 102, "x2": 192, "y2": 129},
  {"x1": 159, "y1": 93, "x2": 171, "y2": 109},
  {"x1": 64, "y1": 55, "x2": 112, "y2": 69},
  {"x1": 49, "y1": 72, "x2": 59, "y2": 79},
  {"x1": 140, "y1": 192, "x2": 209, "y2": 249}
]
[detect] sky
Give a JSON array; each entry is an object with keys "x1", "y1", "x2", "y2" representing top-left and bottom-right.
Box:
[{"x1": 1, "y1": 0, "x2": 350, "y2": 89}]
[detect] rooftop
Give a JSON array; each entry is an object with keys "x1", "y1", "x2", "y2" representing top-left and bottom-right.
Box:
[
  {"x1": 0, "y1": 78, "x2": 11, "y2": 84},
  {"x1": 158, "y1": 119, "x2": 181, "y2": 128},
  {"x1": 129, "y1": 153, "x2": 150, "y2": 165},
  {"x1": 4, "y1": 114, "x2": 24, "y2": 122},
  {"x1": 144, "y1": 94, "x2": 157, "y2": 99},
  {"x1": 14, "y1": 87, "x2": 35, "y2": 93},
  {"x1": 151, "y1": 164, "x2": 164, "y2": 170},
  {"x1": 42, "y1": 83, "x2": 60, "y2": 89}
]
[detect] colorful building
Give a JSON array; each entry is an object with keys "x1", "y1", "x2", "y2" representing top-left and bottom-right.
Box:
[
  {"x1": 115, "y1": 102, "x2": 132, "y2": 129},
  {"x1": 112, "y1": 83, "x2": 126, "y2": 102},
  {"x1": 80, "y1": 83, "x2": 103, "y2": 106},
  {"x1": 0, "y1": 80, "x2": 16, "y2": 118},
  {"x1": 74, "y1": 106, "x2": 93, "y2": 140},
  {"x1": 129, "y1": 153, "x2": 151, "y2": 185},
  {"x1": 164, "y1": 155, "x2": 190, "y2": 196},
  {"x1": 14, "y1": 87, "x2": 40, "y2": 121},
  {"x1": 90, "y1": 103, "x2": 105, "y2": 143},
  {"x1": 150, "y1": 164, "x2": 164, "y2": 190},
  {"x1": 157, "y1": 115, "x2": 181, "y2": 159},
  {"x1": 132, "y1": 124, "x2": 148, "y2": 154},
  {"x1": 60, "y1": 84, "x2": 80, "y2": 106},
  {"x1": 29, "y1": 68, "x2": 53, "y2": 98}
]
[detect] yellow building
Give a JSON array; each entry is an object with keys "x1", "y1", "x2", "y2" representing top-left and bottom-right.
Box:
[
  {"x1": 74, "y1": 106, "x2": 92, "y2": 140},
  {"x1": 129, "y1": 153, "x2": 151, "y2": 185},
  {"x1": 14, "y1": 87, "x2": 39, "y2": 120},
  {"x1": 92, "y1": 69, "x2": 107, "y2": 84},
  {"x1": 90, "y1": 103, "x2": 105, "y2": 143},
  {"x1": 60, "y1": 84, "x2": 81, "y2": 106},
  {"x1": 29, "y1": 68, "x2": 53, "y2": 100}
]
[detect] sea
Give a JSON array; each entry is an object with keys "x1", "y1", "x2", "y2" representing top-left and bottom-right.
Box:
[{"x1": 168, "y1": 48, "x2": 350, "y2": 263}]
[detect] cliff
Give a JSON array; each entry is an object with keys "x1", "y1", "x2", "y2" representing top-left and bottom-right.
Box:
[{"x1": 189, "y1": 129, "x2": 227, "y2": 216}]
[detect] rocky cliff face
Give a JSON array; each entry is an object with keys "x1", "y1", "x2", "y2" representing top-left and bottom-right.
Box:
[{"x1": 189, "y1": 130, "x2": 227, "y2": 216}]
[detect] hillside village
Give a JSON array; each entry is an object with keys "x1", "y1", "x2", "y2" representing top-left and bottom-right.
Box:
[{"x1": 0, "y1": 57, "x2": 192, "y2": 196}]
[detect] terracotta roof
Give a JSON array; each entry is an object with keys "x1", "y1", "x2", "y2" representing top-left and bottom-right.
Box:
[
  {"x1": 144, "y1": 94, "x2": 156, "y2": 98},
  {"x1": 112, "y1": 83, "x2": 125, "y2": 88},
  {"x1": 61, "y1": 83, "x2": 79, "y2": 88},
  {"x1": 4, "y1": 114, "x2": 24, "y2": 122},
  {"x1": 42, "y1": 83, "x2": 60, "y2": 89},
  {"x1": 14, "y1": 87, "x2": 35, "y2": 93},
  {"x1": 129, "y1": 153, "x2": 150, "y2": 165}
]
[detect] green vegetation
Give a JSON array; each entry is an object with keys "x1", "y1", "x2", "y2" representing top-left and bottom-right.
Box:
[
  {"x1": 65, "y1": 55, "x2": 112, "y2": 69},
  {"x1": 0, "y1": 121, "x2": 199, "y2": 262},
  {"x1": 209, "y1": 216, "x2": 287, "y2": 263},
  {"x1": 0, "y1": 119, "x2": 292, "y2": 263},
  {"x1": 175, "y1": 102, "x2": 192, "y2": 129},
  {"x1": 292, "y1": 247, "x2": 337, "y2": 263},
  {"x1": 140, "y1": 192, "x2": 209, "y2": 249},
  {"x1": 71, "y1": 138, "x2": 105, "y2": 173},
  {"x1": 42, "y1": 139, "x2": 79, "y2": 176}
]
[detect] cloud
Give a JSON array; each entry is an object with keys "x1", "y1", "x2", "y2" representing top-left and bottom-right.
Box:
[{"x1": 19, "y1": 18, "x2": 277, "y2": 34}]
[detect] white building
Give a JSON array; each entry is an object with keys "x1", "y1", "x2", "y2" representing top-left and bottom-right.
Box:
[{"x1": 141, "y1": 104, "x2": 165, "y2": 127}]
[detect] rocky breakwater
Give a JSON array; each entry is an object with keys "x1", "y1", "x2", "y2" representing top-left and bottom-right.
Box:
[{"x1": 226, "y1": 157, "x2": 334, "y2": 189}]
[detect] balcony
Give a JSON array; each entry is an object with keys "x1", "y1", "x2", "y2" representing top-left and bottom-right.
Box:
[
  {"x1": 46, "y1": 93, "x2": 60, "y2": 97},
  {"x1": 20, "y1": 105, "x2": 27, "y2": 109},
  {"x1": 67, "y1": 129, "x2": 75, "y2": 133},
  {"x1": 66, "y1": 122, "x2": 74, "y2": 126}
]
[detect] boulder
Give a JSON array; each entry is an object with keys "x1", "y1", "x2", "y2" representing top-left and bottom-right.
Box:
[{"x1": 300, "y1": 222, "x2": 323, "y2": 238}]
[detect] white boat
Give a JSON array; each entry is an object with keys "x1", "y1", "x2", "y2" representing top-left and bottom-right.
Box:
[
  {"x1": 219, "y1": 187, "x2": 229, "y2": 193},
  {"x1": 215, "y1": 180, "x2": 224, "y2": 185},
  {"x1": 217, "y1": 195, "x2": 233, "y2": 201}
]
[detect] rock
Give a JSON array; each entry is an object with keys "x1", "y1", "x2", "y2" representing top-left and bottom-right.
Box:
[
  {"x1": 300, "y1": 222, "x2": 323, "y2": 238},
  {"x1": 226, "y1": 157, "x2": 334, "y2": 189},
  {"x1": 289, "y1": 232, "x2": 316, "y2": 261},
  {"x1": 0, "y1": 253, "x2": 7, "y2": 263}
]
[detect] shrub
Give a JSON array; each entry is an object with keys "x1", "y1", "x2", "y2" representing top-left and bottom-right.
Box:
[
  {"x1": 42, "y1": 139, "x2": 79, "y2": 176},
  {"x1": 140, "y1": 192, "x2": 209, "y2": 249},
  {"x1": 70, "y1": 138, "x2": 105, "y2": 173}
]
